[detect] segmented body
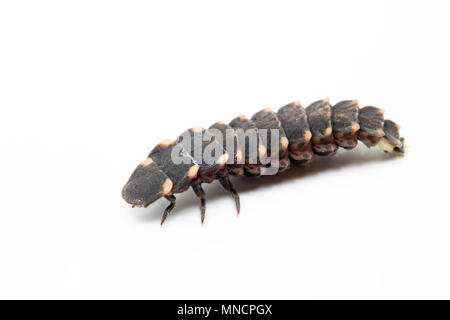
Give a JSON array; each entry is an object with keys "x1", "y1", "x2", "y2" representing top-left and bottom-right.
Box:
[{"x1": 122, "y1": 99, "x2": 405, "y2": 224}]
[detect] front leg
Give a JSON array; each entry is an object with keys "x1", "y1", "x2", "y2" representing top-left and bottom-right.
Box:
[
  {"x1": 160, "y1": 195, "x2": 176, "y2": 226},
  {"x1": 218, "y1": 175, "x2": 240, "y2": 215},
  {"x1": 192, "y1": 183, "x2": 206, "y2": 224}
]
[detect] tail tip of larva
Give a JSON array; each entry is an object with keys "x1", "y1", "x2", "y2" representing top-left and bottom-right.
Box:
[
  {"x1": 394, "y1": 138, "x2": 407, "y2": 154},
  {"x1": 378, "y1": 137, "x2": 394, "y2": 153},
  {"x1": 377, "y1": 137, "x2": 406, "y2": 155}
]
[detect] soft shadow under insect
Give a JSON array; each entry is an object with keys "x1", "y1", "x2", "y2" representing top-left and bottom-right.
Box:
[{"x1": 132, "y1": 147, "x2": 400, "y2": 224}]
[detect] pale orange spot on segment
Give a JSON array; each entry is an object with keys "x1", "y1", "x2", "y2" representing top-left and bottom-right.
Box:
[
  {"x1": 190, "y1": 126, "x2": 205, "y2": 133},
  {"x1": 161, "y1": 178, "x2": 173, "y2": 195},
  {"x1": 280, "y1": 136, "x2": 289, "y2": 150},
  {"x1": 216, "y1": 121, "x2": 225, "y2": 125},
  {"x1": 303, "y1": 130, "x2": 312, "y2": 142},
  {"x1": 217, "y1": 153, "x2": 229, "y2": 166},
  {"x1": 324, "y1": 127, "x2": 332, "y2": 137},
  {"x1": 140, "y1": 158, "x2": 153, "y2": 167},
  {"x1": 187, "y1": 164, "x2": 200, "y2": 179},
  {"x1": 376, "y1": 128, "x2": 384, "y2": 137},
  {"x1": 238, "y1": 115, "x2": 246, "y2": 121},
  {"x1": 159, "y1": 139, "x2": 176, "y2": 146},
  {"x1": 351, "y1": 122, "x2": 360, "y2": 132},
  {"x1": 292, "y1": 101, "x2": 301, "y2": 106},
  {"x1": 263, "y1": 108, "x2": 272, "y2": 113},
  {"x1": 258, "y1": 144, "x2": 266, "y2": 157},
  {"x1": 236, "y1": 149, "x2": 243, "y2": 163}
]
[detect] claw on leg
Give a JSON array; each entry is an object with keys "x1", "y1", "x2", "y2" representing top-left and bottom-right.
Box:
[
  {"x1": 192, "y1": 184, "x2": 206, "y2": 224},
  {"x1": 219, "y1": 175, "x2": 240, "y2": 215},
  {"x1": 160, "y1": 195, "x2": 176, "y2": 226}
]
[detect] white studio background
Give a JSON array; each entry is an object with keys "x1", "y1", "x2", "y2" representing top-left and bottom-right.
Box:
[{"x1": 0, "y1": 0, "x2": 449, "y2": 299}]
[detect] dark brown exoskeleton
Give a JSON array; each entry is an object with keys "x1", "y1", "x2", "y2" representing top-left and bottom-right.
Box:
[{"x1": 122, "y1": 99, "x2": 405, "y2": 225}]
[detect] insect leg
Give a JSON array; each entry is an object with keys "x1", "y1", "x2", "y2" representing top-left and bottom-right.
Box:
[
  {"x1": 192, "y1": 184, "x2": 206, "y2": 224},
  {"x1": 219, "y1": 175, "x2": 240, "y2": 215},
  {"x1": 160, "y1": 195, "x2": 176, "y2": 226}
]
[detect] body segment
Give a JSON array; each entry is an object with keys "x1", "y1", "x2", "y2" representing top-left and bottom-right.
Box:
[
  {"x1": 358, "y1": 106, "x2": 385, "y2": 147},
  {"x1": 229, "y1": 115, "x2": 266, "y2": 177},
  {"x1": 306, "y1": 99, "x2": 338, "y2": 156},
  {"x1": 251, "y1": 108, "x2": 290, "y2": 173},
  {"x1": 332, "y1": 100, "x2": 360, "y2": 149},
  {"x1": 277, "y1": 102, "x2": 313, "y2": 165}
]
